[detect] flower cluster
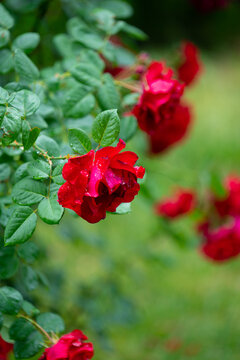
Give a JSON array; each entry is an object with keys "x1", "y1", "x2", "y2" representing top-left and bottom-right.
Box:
[
  {"x1": 198, "y1": 176, "x2": 240, "y2": 262},
  {"x1": 133, "y1": 61, "x2": 192, "y2": 154},
  {"x1": 154, "y1": 176, "x2": 240, "y2": 263},
  {"x1": 0, "y1": 336, "x2": 13, "y2": 360},
  {"x1": 40, "y1": 330, "x2": 94, "y2": 360},
  {"x1": 177, "y1": 42, "x2": 202, "y2": 86},
  {"x1": 58, "y1": 139, "x2": 145, "y2": 223},
  {"x1": 155, "y1": 189, "x2": 195, "y2": 219}
]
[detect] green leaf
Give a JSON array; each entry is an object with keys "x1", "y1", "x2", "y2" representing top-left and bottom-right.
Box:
[
  {"x1": 0, "y1": 4, "x2": 14, "y2": 29},
  {"x1": 14, "y1": 49, "x2": 39, "y2": 83},
  {"x1": 99, "y1": 0, "x2": 133, "y2": 18},
  {"x1": 0, "y1": 49, "x2": 13, "y2": 74},
  {"x1": 113, "y1": 202, "x2": 131, "y2": 214},
  {"x1": 0, "y1": 287, "x2": 23, "y2": 315},
  {"x1": 53, "y1": 33, "x2": 74, "y2": 58},
  {"x1": 71, "y1": 63, "x2": 102, "y2": 89},
  {"x1": 38, "y1": 195, "x2": 64, "y2": 225},
  {"x1": 4, "y1": 206, "x2": 37, "y2": 246},
  {"x1": 92, "y1": 109, "x2": 120, "y2": 146},
  {"x1": 17, "y1": 242, "x2": 39, "y2": 264},
  {"x1": 21, "y1": 265, "x2": 39, "y2": 291},
  {"x1": 68, "y1": 18, "x2": 104, "y2": 50},
  {"x1": 62, "y1": 84, "x2": 95, "y2": 118},
  {"x1": 79, "y1": 49, "x2": 104, "y2": 71},
  {"x1": 0, "y1": 106, "x2": 21, "y2": 145},
  {"x1": 10, "y1": 318, "x2": 35, "y2": 341},
  {"x1": 0, "y1": 28, "x2": 10, "y2": 48},
  {"x1": 37, "y1": 312, "x2": 65, "y2": 333},
  {"x1": 0, "y1": 163, "x2": 11, "y2": 181},
  {"x1": 14, "y1": 331, "x2": 43, "y2": 359},
  {"x1": 36, "y1": 135, "x2": 60, "y2": 157},
  {"x1": 13, "y1": 33, "x2": 40, "y2": 54},
  {"x1": 22, "y1": 301, "x2": 40, "y2": 317},
  {"x1": 121, "y1": 22, "x2": 147, "y2": 40},
  {"x1": 9, "y1": 90, "x2": 40, "y2": 116},
  {"x1": 119, "y1": 115, "x2": 137, "y2": 142},
  {"x1": 122, "y1": 92, "x2": 139, "y2": 107},
  {"x1": 0, "y1": 247, "x2": 19, "y2": 279},
  {"x1": 96, "y1": 73, "x2": 120, "y2": 110},
  {"x1": 69, "y1": 128, "x2": 92, "y2": 154},
  {"x1": 22, "y1": 121, "x2": 40, "y2": 150},
  {"x1": 28, "y1": 160, "x2": 50, "y2": 180},
  {"x1": 0, "y1": 87, "x2": 9, "y2": 104},
  {"x1": 52, "y1": 163, "x2": 65, "y2": 185},
  {"x1": 13, "y1": 163, "x2": 29, "y2": 183},
  {"x1": 92, "y1": 9, "x2": 115, "y2": 33},
  {"x1": 12, "y1": 178, "x2": 47, "y2": 205}
]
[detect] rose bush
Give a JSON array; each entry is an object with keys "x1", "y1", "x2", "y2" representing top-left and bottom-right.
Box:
[{"x1": 0, "y1": 0, "x2": 202, "y2": 358}]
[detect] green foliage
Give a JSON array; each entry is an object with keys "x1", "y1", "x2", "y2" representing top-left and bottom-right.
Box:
[
  {"x1": 92, "y1": 109, "x2": 120, "y2": 146},
  {"x1": 0, "y1": 0, "x2": 144, "y2": 356},
  {"x1": 36, "y1": 312, "x2": 65, "y2": 333},
  {"x1": 68, "y1": 128, "x2": 92, "y2": 154},
  {"x1": 4, "y1": 206, "x2": 37, "y2": 245},
  {"x1": 14, "y1": 49, "x2": 39, "y2": 82},
  {"x1": 0, "y1": 287, "x2": 23, "y2": 315},
  {"x1": 38, "y1": 195, "x2": 64, "y2": 225}
]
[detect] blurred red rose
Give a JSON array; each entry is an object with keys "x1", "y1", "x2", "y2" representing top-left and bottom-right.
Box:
[
  {"x1": 148, "y1": 104, "x2": 191, "y2": 154},
  {"x1": 199, "y1": 219, "x2": 240, "y2": 262},
  {"x1": 191, "y1": 0, "x2": 230, "y2": 12},
  {"x1": 58, "y1": 139, "x2": 145, "y2": 223},
  {"x1": 39, "y1": 330, "x2": 94, "y2": 360},
  {"x1": 104, "y1": 64, "x2": 126, "y2": 77},
  {"x1": 0, "y1": 336, "x2": 13, "y2": 360},
  {"x1": 214, "y1": 176, "x2": 240, "y2": 218},
  {"x1": 133, "y1": 61, "x2": 185, "y2": 135},
  {"x1": 155, "y1": 188, "x2": 195, "y2": 218},
  {"x1": 177, "y1": 42, "x2": 202, "y2": 86}
]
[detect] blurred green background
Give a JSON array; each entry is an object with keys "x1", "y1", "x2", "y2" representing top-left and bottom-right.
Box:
[
  {"x1": 32, "y1": 53, "x2": 240, "y2": 360},
  {"x1": 6, "y1": 0, "x2": 240, "y2": 359}
]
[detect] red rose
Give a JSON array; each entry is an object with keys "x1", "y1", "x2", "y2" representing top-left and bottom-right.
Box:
[
  {"x1": 199, "y1": 219, "x2": 240, "y2": 262},
  {"x1": 133, "y1": 61, "x2": 185, "y2": 135},
  {"x1": 58, "y1": 139, "x2": 145, "y2": 223},
  {"x1": 148, "y1": 104, "x2": 191, "y2": 154},
  {"x1": 39, "y1": 330, "x2": 94, "y2": 360},
  {"x1": 212, "y1": 176, "x2": 240, "y2": 217},
  {"x1": 0, "y1": 336, "x2": 13, "y2": 360},
  {"x1": 191, "y1": 0, "x2": 230, "y2": 12},
  {"x1": 155, "y1": 188, "x2": 195, "y2": 219},
  {"x1": 177, "y1": 42, "x2": 202, "y2": 86}
]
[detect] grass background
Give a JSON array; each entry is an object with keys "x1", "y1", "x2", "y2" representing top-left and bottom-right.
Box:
[{"x1": 37, "y1": 51, "x2": 240, "y2": 360}]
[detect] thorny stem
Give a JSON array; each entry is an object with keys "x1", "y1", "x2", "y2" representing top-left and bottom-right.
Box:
[
  {"x1": 0, "y1": 140, "x2": 69, "y2": 161},
  {"x1": 115, "y1": 79, "x2": 141, "y2": 93},
  {"x1": 18, "y1": 314, "x2": 57, "y2": 345}
]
